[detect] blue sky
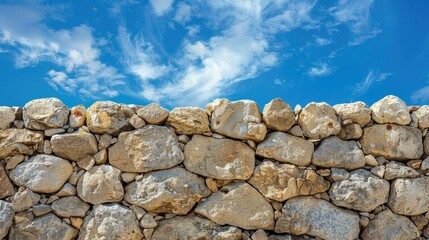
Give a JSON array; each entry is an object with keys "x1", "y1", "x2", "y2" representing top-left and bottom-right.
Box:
[{"x1": 1, "y1": 0, "x2": 429, "y2": 109}]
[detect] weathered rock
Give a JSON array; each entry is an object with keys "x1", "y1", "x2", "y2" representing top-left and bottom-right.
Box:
[
  {"x1": 0, "y1": 128, "x2": 43, "y2": 158},
  {"x1": 384, "y1": 161, "x2": 420, "y2": 180},
  {"x1": 10, "y1": 154, "x2": 73, "y2": 193},
  {"x1": 166, "y1": 107, "x2": 210, "y2": 134},
  {"x1": 12, "y1": 188, "x2": 40, "y2": 212},
  {"x1": 425, "y1": 134, "x2": 429, "y2": 155},
  {"x1": 268, "y1": 235, "x2": 313, "y2": 240},
  {"x1": 195, "y1": 182, "x2": 274, "y2": 230},
  {"x1": 51, "y1": 129, "x2": 98, "y2": 161},
  {"x1": 248, "y1": 160, "x2": 330, "y2": 201},
  {"x1": 312, "y1": 136, "x2": 365, "y2": 170},
  {"x1": 32, "y1": 204, "x2": 52, "y2": 216},
  {"x1": 208, "y1": 99, "x2": 267, "y2": 142},
  {"x1": 388, "y1": 177, "x2": 429, "y2": 215},
  {"x1": 152, "y1": 214, "x2": 242, "y2": 240},
  {"x1": 333, "y1": 101, "x2": 372, "y2": 127},
  {"x1": 125, "y1": 167, "x2": 210, "y2": 215},
  {"x1": 361, "y1": 209, "x2": 420, "y2": 240},
  {"x1": 137, "y1": 103, "x2": 169, "y2": 125},
  {"x1": 256, "y1": 132, "x2": 314, "y2": 166},
  {"x1": 275, "y1": 197, "x2": 360, "y2": 240},
  {"x1": 338, "y1": 123, "x2": 362, "y2": 140},
  {"x1": 78, "y1": 203, "x2": 143, "y2": 240},
  {"x1": 52, "y1": 196, "x2": 90, "y2": 218},
  {"x1": 184, "y1": 135, "x2": 255, "y2": 180},
  {"x1": 360, "y1": 124, "x2": 423, "y2": 160},
  {"x1": 297, "y1": 102, "x2": 341, "y2": 139},
  {"x1": 415, "y1": 105, "x2": 429, "y2": 130},
  {"x1": 129, "y1": 114, "x2": 145, "y2": 129},
  {"x1": 86, "y1": 101, "x2": 134, "y2": 135},
  {"x1": 77, "y1": 165, "x2": 124, "y2": 204},
  {"x1": 0, "y1": 200, "x2": 14, "y2": 239},
  {"x1": 329, "y1": 169, "x2": 390, "y2": 212},
  {"x1": 69, "y1": 105, "x2": 86, "y2": 128},
  {"x1": 370, "y1": 95, "x2": 411, "y2": 125},
  {"x1": 10, "y1": 213, "x2": 78, "y2": 240},
  {"x1": 56, "y1": 183, "x2": 77, "y2": 197},
  {"x1": 0, "y1": 163, "x2": 14, "y2": 199},
  {"x1": 140, "y1": 214, "x2": 157, "y2": 228},
  {"x1": 23, "y1": 98, "x2": 69, "y2": 130},
  {"x1": 330, "y1": 168, "x2": 350, "y2": 182},
  {"x1": 262, "y1": 98, "x2": 295, "y2": 132},
  {"x1": 0, "y1": 106, "x2": 15, "y2": 129}
]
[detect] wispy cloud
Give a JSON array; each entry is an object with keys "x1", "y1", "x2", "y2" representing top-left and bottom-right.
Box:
[
  {"x1": 315, "y1": 37, "x2": 332, "y2": 46},
  {"x1": 149, "y1": 0, "x2": 174, "y2": 16},
  {"x1": 308, "y1": 62, "x2": 332, "y2": 77},
  {"x1": 353, "y1": 70, "x2": 392, "y2": 95},
  {"x1": 411, "y1": 86, "x2": 429, "y2": 104}
]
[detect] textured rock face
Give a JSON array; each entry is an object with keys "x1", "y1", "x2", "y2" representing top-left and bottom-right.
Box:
[
  {"x1": 0, "y1": 164, "x2": 14, "y2": 199},
  {"x1": 262, "y1": 98, "x2": 295, "y2": 131},
  {"x1": 166, "y1": 107, "x2": 210, "y2": 134},
  {"x1": 256, "y1": 132, "x2": 314, "y2": 166},
  {"x1": 69, "y1": 105, "x2": 86, "y2": 128},
  {"x1": 10, "y1": 154, "x2": 72, "y2": 193},
  {"x1": 312, "y1": 136, "x2": 365, "y2": 170},
  {"x1": 384, "y1": 161, "x2": 420, "y2": 180},
  {"x1": 152, "y1": 214, "x2": 242, "y2": 240},
  {"x1": 298, "y1": 102, "x2": 341, "y2": 139},
  {"x1": 425, "y1": 134, "x2": 429, "y2": 155},
  {"x1": 78, "y1": 203, "x2": 143, "y2": 240},
  {"x1": 52, "y1": 196, "x2": 90, "y2": 217},
  {"x1": 360, "y1": 124, "x2": 423, "y2": 160},
  {"x1": 338, "y1": 123, "x2": 363, "y2": 140},
  {"x1": 415, "y1": 105, "x2": 429, "y2": 129},
  {"x1": 0, "y1": 106, "x2": 15, "y2": 130},
  {"x1": 333, "y1": 101, "x2": 372, "y2": 127},
  {"x1": 370, "y1": 95, "x2": 411, "y2": 125},
  {"x1": 86, "y1": 101, "x2": 134, "y2": 135},
  {"x1": 388, "y1": 177, "x2": 429, "y2": 215},
  {"x1": 208, "y1": 99, "x2": 267, "y2": 142},
  {"x1": 248, "y1": 160, "x2": 330, "y2": 201},
  {"x1": 184, "y1": 135, "x2": 255, "y2": 180},
  {"x1": 137, "y1": 103, "x2": 169, "y2": 125},
  {"x1": 109, "y1": 126, "x2": 183, "y2": 173},
  {"x1": 51, "y1": 129, "x2": 98, "y2": 161},
  {"x1": 0, "y1": 201, "x2": 14, "y2": 239},
  {"x1": 275, "y1": 197, "x2": 360, "y2": 240},
  {"x1": 0, "y1": 128, "x2": 43, "y2": 158},
  {"x1": 361, "y1": 210, "x2": 419, "y2": 240},
  {"x1": 195, "y1": 182, "x2": 274, "y2": 230},
  {"x1": 23, "y1": 98, "x2": 69, "y2": 130},
  {"x1": 125, "y1": 167, "x2": 210, "y2": 215},
  {"x1": 329, "y1": 169, "x2": 390, "y2": 211}
]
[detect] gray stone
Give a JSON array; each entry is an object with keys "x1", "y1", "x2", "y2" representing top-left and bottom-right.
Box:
[
  {"x1": 32, "y1": 204, "x2": 52, "y2": 216},
  {"x1": 330, "y1": 168, "x2": 350, "y2": 182},
  {"x1": 86, "y1": 101, "x2": 134, "y2": 135},
  {"x1": 12, "y1": 188, "x2": 40, "y2": 212},
  {"x1": 370, "y1": 95, "x2": 411, "y2": 125},
  {"x1": 52, "y1": 196, "x2": 90, "y2": 218},
  {"x1": 384, "y1": 161, "x2": 420, "y2": 180},
  {"x1": 166, "y1": 107, "x2": 210, "y2": 134},
  {"x1": 297, "y1": 102, "x2": 341, "y2": 139},
  {"x1": 0, "y1": 128, "x2": 43, "y2": 158},
  {"x1": 425, "y1": 134, "x2": 429, "y2": 155},
  {"x1": 0, "y1": 106, "x2": 15, "y2": 129},
  {"x1": 137, "y1": 103, "x2": 169, "y2": 125},
  {"x1": 262, "y1": 98, "x2": 295, "y2": 132},
  {"x1": 388, "y1": 177, "x2": 429, "y2": 215},
  {"x1": 333, "y1": 101, "x2": 372, "y2": 127},
  {"x1": 50, "y1": 129, "x2": 98, "y2": 161},
  {"x1": 0, "y1": 200, "x2": 14, "y2": 239},
  {"x1": 23, "y1": 98, "x2": 69, "y2": 130},
  {"x1": 139, "y1": 214, "x2": 157, "y2": 228},
  {"x1": 338, "y1": 123, "x2": 362, "y2": 140}
]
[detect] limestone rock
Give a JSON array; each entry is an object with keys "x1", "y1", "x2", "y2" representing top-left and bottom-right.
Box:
[
  {"x1": 297, "y1": 102, "x2": 341, "y2": 139},
  {"x1": 248, "y1": 160, "x2": 330, "y2": 201},
  {"x1": 0, "y1": 200, "x2": 14, "y2": 239},
  {"x1": 109, "y1": 126, "x2": 183, "y2": 173},
  {"x1": 52, "y1": 196, "x2": 90, "y2": 218},
  {"x1": 0, "y1": 128, "x2": 43, "y2": 158},
  {"x1": 329, "y1": 169, "x2": 390, "y2": 212},
  {"x1": 360, "y1": 124, "x2": 423, "y2": 160},
  {"x1": 125, "y1": 167, "x2": 210, "y2": 215},
  {"x1": 208, "y1": 99, "x2": 267, "y2": 142},
  {"x1": 166, "y1": 107, "x2": 210, "y2": 134},
  {"x1": 51, "y1": 129, "x2": 98, "y2": 161},
  {"x1": 184, "y1": 135, "x2": 255, "y2": 180},
  {"x1": 137, "y1": 103, "x2": 169, "y2": 125},
  {"x1": 0, "y1": 106, "x2": 15, "y2": 129},
  {"x1": 0, "y1": 163, "x2": 14, "y2": 199},
  {"x1": 10, "y1": 154, "x2": 73, "y2": 193},
  {"x1": 262, "y1": 98, "x2": 295, "y2": 131},
  {"x1": 370, "y1": 95, "x2": 411, "y2": 125},
  {"x1": 195, "y1": 182, "x2": 274, "y2": 230},
  {"x1": 425, "y1": 134, "x2": 429, "y2": 155},
  {"x1": 275, "y1": 197, "x2": 360, "y2": 240},
  {"x1": 361, "y1": 209, "x2": 419, "y2": 240},
  {"x1": 330, "y1": 168, "x2": 350, "y2": 182},
  {"x1": 23, "y1": 98, "x2": 69, "y2": 130},
  {"x1": 86, "y1": 101, "x2": 134, "y2": 135},
  {"x1": 153, "y1": 214, "x2": 241, "y2": 240},
  {"x1": 415, "y1": 105, "x2": 429, "y2": 129},
  {"x1": 77, "y1": 165, "x2": 124, "y2": 204},
  {"x1": 312, "y1": 136, "x2": 365, "y2": 170},
  {"x1": 384, "y1": 161, "x2": 420, "y2": 180},
  {"x1": 338, "y1": 123, "x2": 362, "y2": 140},
  {"x1": 388, "y1": 177, "x2": 429, "y2": 215},
  {"x1": 69, "y1": 105, "x2": 86, "y2": 128},
  {"x1": 129, "y1": 114, "x2": 145, "y2": 129},
  {"x1": 256, "y1": 132, "x2": 314, "y2": 166},
  {"x1": 333, "y1": 101, "x2": 372, "y2": 127},
  {"x1": 268, "y1": 235, "x2": 313, "y2": 240},
  {"x1": 12, "y1": 188, "x2": 40, "y2": 212}
]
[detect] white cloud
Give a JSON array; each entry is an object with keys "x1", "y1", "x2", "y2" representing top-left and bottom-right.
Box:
[
  {"x1": 315, "y1": 37, "x2": 331, "y2": 46},
  {"x1": 174, "y1": 3, "x2": 192, "y2": 24},
  {"x1": 353, "y1": 70, "x2": 392, "y2": 95},
  {"x1": 348, "y1": 28, "x2": 382, "y2": 46},
  {"x1": 308, "y1": 63, "x2": 332, "y2": 77},
  {"x1": 411, "y1": 86, "x2": 429, "y2": 104},
  {"x1": 149, "y1": 0, "x2": 174, "y2": 16}
]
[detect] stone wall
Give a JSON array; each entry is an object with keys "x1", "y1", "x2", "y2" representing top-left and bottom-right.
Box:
[{"x1": 0, "y1": 95, "x2": 428, "y2": 240}]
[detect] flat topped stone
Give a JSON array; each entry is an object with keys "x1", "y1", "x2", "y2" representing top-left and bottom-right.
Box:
[
  {"x1": 52, "y1": 196, "x2": 90, "y2": 218},
  {"x1": 370, "y1": 95, "x2": 411, "y2": 125},
  {"x1": 50, "y1": 129, "x2": 98, "y2": 161},
  {"x1": 137, "y1": 103, "x2": 169, "y2": 125},
  {"x1": 86, "y1": 101, "x2": 134, "y2": 135},
  {"x1": 166, "y1": 107, "x2": 210, "y2": 134},
  {"x1": 333, "y1": 101, "x2": 372, "y2": 127},
  {"x1": 23, "y1": 98, "x2": 69, "y2": 130},
  {"x1": 262, "y1": 98, "x2": 295, "y2": 131},
  {"x1": 298, "y1": 102, "x2": 341, "y2": 139},
  {"x1": 0, "y1": 128, "x2": 43, "y2": 159}
]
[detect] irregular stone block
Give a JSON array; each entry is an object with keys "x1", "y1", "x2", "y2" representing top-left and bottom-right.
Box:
[
  {"x1": 0, "y1": 106, "x2": 15, "y2": 129},
  {"x1": 388, "y1": 177, "x2": 429, "y2": 216},
  {"x1": 0, "y1": 128, "x2": 43, "y2": 158},
  {"x1": 166, "y1": 107, "x2": 210, "y2": 134},
  {"x1": 51, "y1": 129, "x2": 98, "y2": 161},
  {"x1": 415, "y1": 105, "x2": 429, "y2": 130},
  {"x1": 137, "y1": 103, "x2": 169, "y2": 125},
  {"x1": 23, "y1": 98, "x2": 69, "y2": 130},
  {"x1": 0, "y1": 163, "x2": 14, "y2": 199},
  {"x1": 0, "y1": 200, "x2": 14, "y2": 239},
  {"x1": 69, "y1": 105, "x2": 86, "y2": 128},
  {"x1": 370, "y1": 95, "x2": 411, "y2": 125},
  {"x1": 384, "y1": 161, "x2": 420, "y2": 180},
  {"x1": 52, "y1": 196, "x2": 90, "y2": 218},
  {"x1": 86, "y1": 101, "x2": 134, "y2": 135},
  {"x1": 262, "y1": 98, "x2": 295, "y2": 131},
  {"x1": 298, "y1": 102, "x2": 341, "y2": 139},
  {"x1": 333, "y1": 101, "x2": 372, "y2": 127}
]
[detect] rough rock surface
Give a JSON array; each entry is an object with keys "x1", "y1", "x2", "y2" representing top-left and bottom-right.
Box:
[
  {"x1": 415, "y1": 105, "x2": 429, "y2": 129},
  {"x1": 338, "y1": 123, "x2": 363, "y2": 140},
  {"x1": 248, "y1": 160, "x2": 330, "y2": 201},
  {"x1": 0, "y1": 163, "x2": 14, "y2": 199},
  {"x1": 78, "y1": 203, "x2": 143, "y2": 240},
  {"x1": 69, "y1": 105, "x2": 86, "y2": 128},
  {"x1": 361, "y1": 209, "x2": 420, "y2": 240},
  {"x1": 23, "y1": 98, "x2": 69, "y2": 130},
  {"x1": 77, "y1": 165, "x2": 124, "y2": 204},
  {"x1": 256, "y1": 132, "x2": 314, "y2": 166},
  {"x1": 137, "y1": 103, "x2": 169, "y2": 125},
  {"x1": 333, "y1": 101, "x2": 372, "y2": 127},
  {"x1": 208, "y1": 99, "x2": 267, "y2": 142},
  {"x1": 184, "y1": 135, "x2": 255, "y2": 180},
  {"x1": 360, "y1": 124, "x2": 423, "y2": 160},
  {"x1": 166, "y1": 107, "x2": 210, "y2": 134},
  {"x1": 10, "y1": 154, "x2": 72, "y2": 193},
  {"x1": 384, "y1": 161, "x2": 420, "y2": 180},
  {"x1": 52, "y1": 196, "x2": 90, "y2": 217},
  {"x1": 51, "y1": 129, "x2": 98, "y2": 161},
  {"x1": 388, "y1": 177, "x2": 429, "y2": 215},
  {"x1": 109, "y1": 126, "x2": 183, "y2": 172},
  {"x1": 11, "y1": 188, "x2": 40, "y2": 212},
  {"x1": 275, "y1": 197, "x2": 360, "y2": 240},
  {"x1": 86, "y1": 101, "x2": 134, "y2": 135},
  {"x1": 298, "y1": 102, "x2": 341, "y2": 139},
  {"x1": 329, "y1": 169, "x2": 390, "y2": 211},
  {"x1": 370, "y1": 95, "x2": 411, "y2": 125},
  {"x1": 262, "y1": 98, "x2": 295, "y2": 131},
  {"x1": 0, "y1": 128, "x2": 43, "y2": 158},
  {"x1": 195, "y1": 182, "x2": 274, "y2": 230},
  {"x1": 0, "y1": 200, "x2": 14, "y2": 239},
  {"x1": 0, "y1": 106, "x2": 15, "y2": 130},
  {"x1": 312, "y1": 136, "x2": 365, "y2": 170},
  {"x1": 425, "y1": 134, "x2": 429, "y2": 155},
  {"x1": 125, "y1": 167, "x2": 210, "y2": 215}
]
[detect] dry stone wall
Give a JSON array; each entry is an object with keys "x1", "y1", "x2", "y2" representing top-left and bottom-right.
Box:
[{"x1": 0, "y1": 95, "x2": 429, "y2": 240}]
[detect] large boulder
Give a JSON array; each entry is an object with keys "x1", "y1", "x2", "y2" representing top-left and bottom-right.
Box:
[
  {"x1": 0, "y1": 201, "x2": 14, "y2": 239},
  {"x1": 50, "y1": 129, "x2": 98, "y2": 161},
  {"x1": 0, "y1": 128, "x2": 43, "y2": 158},
  {"x1": 166, "y1": 107, "x2": 210, "y2": 134},
  {"x1": 23, "y1": 98, "x2": 69, "y2": 130},
  {"x1": 297, "y1": 102, "x2": 341, "y2": 139},
  {"x1": 0, "y1": 106, "x2": 15, "y2": 129},
  {"x1": 333, "y1": 101, "x2": 372, "y2": 127},
  {"x1": 370, "y1": 95, "x2": 411, "y2": 125},
  {"x1": 184, "y1": 135, "x2": 255, "y2": 180},
  {"x1": 86, "y1": 101, "x2": 134, "y2": 135},
  {"x1": 262, "y1": 98, "x2": 295, "y2": 131},
  {"x1": 108, "y1": 126, "x2": 183, "y2": 173},
  {"x1": 388, "y1": 177, "x2": 429, "y2": 215}
]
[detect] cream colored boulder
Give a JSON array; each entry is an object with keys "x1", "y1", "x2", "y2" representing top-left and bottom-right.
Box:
[
  {"x1": 0, "y1": 128, "x2": 43, "y2": 158},
  {"x1": 69, "y1": 105, "x2": 86, "y2": 128},
  {"x1": 414, "y1": 105, "x2": 429, "y2": 129},
  {"x1": 86, "y1": 101, "x2": 134, "y2": 135},
  {"x1": 298, "y1": 102, "x2": 341, "y2": 139},
  {"x1": 0, "y1": 106, "x2": 15, "y2": 129},
  {"x1": 333, "y1": 101, "x2": 372, "y2": 127},
  {"x1": 23, "y1": 98, "x2": 69, "y2": 130},
  {"x1": 338, "y1": 123, "x2": 362, "y2": 140},
  {"x1": 137, "y1": 103, "x2": 169, "y2": 125},
  {"x1": 388, "y1": 177, "x2": 429, "y2": 216},
  {"x1": 370, "y1": 95, "x2": 411, "y2": 125},
  {"x1": 166, "y1": 107, "x2": 210, "y2": 134},
  {"x1": 262, "y1": 98, "x2": 295, "y2": 131},
  {"x1": 50, "y1": 129, "x2": 98, "y2": 161},
  {"x1": 384, "y1": 161, "x2": 420, "y2": 180}
]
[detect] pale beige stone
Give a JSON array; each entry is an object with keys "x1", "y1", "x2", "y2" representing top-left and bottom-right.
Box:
[
  {"x1": 137, "y1": 103, "x2": 169, "y2": 125},
  {"x1": 388, "y1": 177, "x2": 429, "y2": 215},
  {"x1": 0, "y1": 128, "x2": 43, "y2": 158},
  {"x1": 0, "y1": 106, "x2": 15, "y2": 129},
  {"x1": 139, "y1": 214, "x2": 157, "y2": 228},
  {"x1": 333, "y1": 101, "x2": 372, "y2": 127},
  {"x1": 0, "y1": 163, "x2": 14, "y2": 199},
  {"x1": 415, "y1": 105, "x2": 429, "y2": 130},
  {"x1": 370, "y1": 95, "x2": 411, "y2": 125},
  {"x1": 262, "y1": 98, "x2": 295, "y2": 131},
  {"x1": 70, "y1": 217, "x2": 83, "y2": 229},
  {"x1": 166, "y1": 107, "x2": 210, "y2": 134},
  {"x1": 69, "y1": 105, "x2": 86, "y2": 128},
  {"x1": 51, "y1": 129, "x2": 98, "y2": 161},
  {"x1": 384, "y1": 161, "x2": 420, "y2": 180},
  {"x1": 52, "y1": 196, "x2": 90, "y2": 218},
  {"x1": 298, "y1": 102, "x2": 341, "y2": 139},
  {"x1": 86, "y1": 101, "x2": 134, "y2": 135},
  {"x1": 425, "y1": 134, "x2": 429, "y2": 155},
  {"x1": 338, "y1": 123, "x2": 362, "y2": 140},
  {"x1": 129, "y1": 114, "x2": 145, "y2": 129},
  {"x1": 93, "y1": 149, "x2": 107, "y2": 164},
  {"x1": 23, "y1": 98, "x2": 69, "y2": 130},
  {"x1": 55, "y1": 183, "x2": 76, "y2": 197},
  {"x1": 365, "y1": 155, "x2": 378, "y2": 166}
]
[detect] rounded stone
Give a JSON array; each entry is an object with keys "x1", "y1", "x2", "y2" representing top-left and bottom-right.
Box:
[
  {"x1": 370, "y1": 95, "x2": 411, "y2": 125},
  {"x1": 137, "y1": 103, "x2": 169, "y2": 125},
  {"x1": 262, "y1": 98, "x2": 295, "y2": 132},
  {"x1": 388, "y1": 177, "x2": 429, "y2": 216},
  {"x1": 23, "y1": 98, "x2": 69, "y2": 130},
  {"x1": 0, "y1": 106, "x2": 15, "y2": 130},
  {"x1": 298, "y1": 102, "x2": 341, "y2": 139},
  {"x1": 86, "y1": 101, "x2": 134, "y2": 135},
  {"x1": 50, "y1": 129, "x2": 98, "y2": 161},
  {"x1": 0, "y1": 128, "x2": 43, "y2": 159},
  {"x1": 333, "y1": 101, "x2": 372, "y2": 127}
]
